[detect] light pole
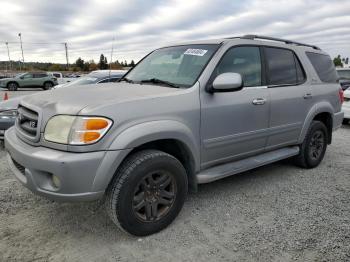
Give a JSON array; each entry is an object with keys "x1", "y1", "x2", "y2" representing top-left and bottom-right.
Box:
[
  {"x1": 5, "y1": 42, "x2": 11, "y2": 71},
  {"x1": 18, "y1": 33, "x2": 24, "y2": 69}
]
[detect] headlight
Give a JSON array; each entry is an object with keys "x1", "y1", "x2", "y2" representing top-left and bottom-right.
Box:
[
  {"x1": 44, "y1": 115, "x2": 112, "y2": 145},
  {"x1": 0, "y1": 109, "x2": 17, "y2": 118}
]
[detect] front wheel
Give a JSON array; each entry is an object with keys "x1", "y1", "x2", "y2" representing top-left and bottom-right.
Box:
[
  {"x1": 105, "y1": 149, "x2": 188, "y2": 236},
  {"x1": 7, "y1": 82, "x2": 18, "y2": 91},
  {"x1": 43, "y1": 81, "x2": 53, "y2": 90},
  {"x1": 294, "y1": 120, "x2": 328, "y2": 168}
]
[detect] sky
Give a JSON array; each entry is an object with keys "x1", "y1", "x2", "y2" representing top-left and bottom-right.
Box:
[{"x1": 0, "y1": 0, "x2": 350, "y2": 64}]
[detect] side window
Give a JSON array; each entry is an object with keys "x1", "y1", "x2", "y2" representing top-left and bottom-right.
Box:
[
  {"x1": 294, "y1": 55, "x2": 306, "y2": 84},
  {"x1": 215, "y1": 46, "x2": 262, "y2": 87},
  {"x1": 53, "y1": 73, "x2": 61, "y2": 78},
  {"x1": 23, "y1": 73, "x2": 32, "y2": 79},
  {"x1": 306, "y1": 52, "x2": 337, "y2": 83},
  {"x1": 265, "y1": 47, "x2": 304, "y2": 85}
]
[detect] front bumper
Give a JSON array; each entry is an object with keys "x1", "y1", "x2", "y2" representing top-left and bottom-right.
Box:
[
  {"x1": 342, "y1": 102, "x2": 350, "y2": 120},
  {"x1": 5, "y1": 127, "x2": 131, "y2": 202}
]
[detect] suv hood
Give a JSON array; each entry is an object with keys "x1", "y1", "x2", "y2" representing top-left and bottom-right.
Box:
[{"x1": 21, "y1": 82, "x2": 181, "y2": 116}]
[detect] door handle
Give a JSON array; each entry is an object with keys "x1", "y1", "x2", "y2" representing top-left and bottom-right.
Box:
[
  {"x1": 252, "y1": 98, "x2": 266, "y2": 105},
  {"x1": 303, "y1": 93, "x2": 313, "y2": 99}
]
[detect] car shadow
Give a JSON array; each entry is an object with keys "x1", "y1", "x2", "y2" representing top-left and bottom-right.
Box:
[{"x1": 38, "y1": 159, "x2": 297, "y2": 240}]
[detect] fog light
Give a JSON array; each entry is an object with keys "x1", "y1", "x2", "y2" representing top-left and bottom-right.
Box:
[{"x1": 52, "y1": 175, "x2": 61, "y2": 188}]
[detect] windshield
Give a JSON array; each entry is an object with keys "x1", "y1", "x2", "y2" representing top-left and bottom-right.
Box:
[
  {"x1": 337, "y1": 70, "x2": 350, "y2": 79},
  {"x1": 125, "y1": 44, "x2": 219, "y2": 87}
]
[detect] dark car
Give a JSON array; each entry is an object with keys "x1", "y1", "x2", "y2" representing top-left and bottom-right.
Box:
[
  {"x1": 337, "y1": 68, "x2": 350, "y2": 90},
  {"x1": 0, "y1": 70, "x2": 127, "y2": 138}
]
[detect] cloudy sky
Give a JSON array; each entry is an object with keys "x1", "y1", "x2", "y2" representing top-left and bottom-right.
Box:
[{"x1": 0, "y1": 0, "x2": 350, "y2": 64}]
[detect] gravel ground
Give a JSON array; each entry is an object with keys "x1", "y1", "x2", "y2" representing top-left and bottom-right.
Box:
[{"x1": 0, "y1": 124, "x2": 349, "y2": 261}]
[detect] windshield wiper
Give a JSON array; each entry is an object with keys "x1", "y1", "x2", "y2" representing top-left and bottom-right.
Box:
[
  {"x1": 119, "y1": 77, "x2": 134, "y2": 83},
  {"x1": 140, "y1": 78, "x2": 179, "y2": 88}
]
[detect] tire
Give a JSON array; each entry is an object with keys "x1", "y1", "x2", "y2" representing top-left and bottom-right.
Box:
[
  {"x1": 105, "y1": 149, "x2": 188, "y2": 236},
  {"x1": 294, "y1": 120, "x2": 328, "y2": 168},
  {"x1": 43, "y1": 81, "x2": 53, "y2": 90},
  {"x1": 7, "y1": 82, "x2": 18, "y2": 91}
]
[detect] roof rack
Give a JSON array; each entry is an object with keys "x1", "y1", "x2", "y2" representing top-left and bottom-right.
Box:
[{"x1": 240, "y1": 35, "x2": 321, "y2": 50}]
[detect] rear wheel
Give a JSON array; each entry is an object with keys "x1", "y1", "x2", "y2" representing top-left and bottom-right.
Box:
[
  {"x1": 105, "y1": 149, "x2": 188, "y2": 236},
  {"x1": 7, "y1": 82, "x2": 18, "y2": 91},
  {"x1": 43, "y1": 81, "x2": 53, "y2": 90},
  {"x1": 294, "y1": 120, "x2": 328, "y2": 168}
]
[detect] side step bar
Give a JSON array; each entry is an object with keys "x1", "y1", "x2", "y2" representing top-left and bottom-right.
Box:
[{"x1": 196, "y1": 146, "x2": 300, "y2": 184}]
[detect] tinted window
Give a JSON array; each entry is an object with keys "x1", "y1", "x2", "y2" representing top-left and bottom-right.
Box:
[
  {"x1": 53, "y1": 73, "x2": 61, "y2": 78},
  {"x1": 265, "y1": 47, "x2": 303, "y2": 85},
  {"x1": 35, "y1": 73, "x2": 47, "y2": 78},
  {"x1": 215, "y1": 46, "x2": 262, "y2": 87},
  {"x1": 306, "y1": 52, "x2": 337, "y2": 83}
]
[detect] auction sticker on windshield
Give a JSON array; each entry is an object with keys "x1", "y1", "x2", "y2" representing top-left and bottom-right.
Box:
[{"x1": 184, "y1": 49, "x2": 208, "y2": 56}]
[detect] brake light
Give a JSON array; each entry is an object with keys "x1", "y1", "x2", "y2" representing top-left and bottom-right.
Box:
[{"x1": 339, "y1": 88, "x2": 344, "y2": 104}]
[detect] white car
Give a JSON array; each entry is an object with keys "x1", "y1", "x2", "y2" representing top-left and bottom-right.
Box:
[
  {"x1": 47, "y1": 72, "x2": 76, "y2": 85},
  {"x1": 343, "y1": 89, "x2": 350, "y2": 124}
]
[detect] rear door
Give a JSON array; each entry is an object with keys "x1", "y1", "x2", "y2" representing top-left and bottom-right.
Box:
[{"x1": 264, "y1": 47, "x2": 311, "y2": 150}]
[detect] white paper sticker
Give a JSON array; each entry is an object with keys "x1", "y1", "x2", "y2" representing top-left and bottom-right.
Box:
[{"x1": 184, "y1": 49, "x2": 208, "y2": 56}]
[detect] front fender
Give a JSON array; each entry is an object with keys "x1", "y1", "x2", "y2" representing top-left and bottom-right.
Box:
[
  {"x1": 298, "y1": 101, "x2": 334, "y2": 144},
  {"x1": 108, "y1": 120, "x2": 200, "y2": 171}
]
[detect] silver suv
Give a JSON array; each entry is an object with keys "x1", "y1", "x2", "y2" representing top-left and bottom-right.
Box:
[{"x1": 5, "y1": 35, "x2": 344, "y2": 236}]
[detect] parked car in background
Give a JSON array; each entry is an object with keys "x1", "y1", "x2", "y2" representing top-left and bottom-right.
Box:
[
  {"x1": 342, "y1": 89, "x2": 350, "y2": 124},
  {"x1": 0, "y1": 72, "x2": 58, "y2": 91},
  {"x1": 0, "y1": 70, "x2": 127, "y2": 137},
  {"x1": 47, "y1": 72, "x2": 76, "y2": 85},
  {"x1": 336, "y1": 68, "x2": 350, "y2": 90},
  {"x1": 5, "y1": 35, "x2": 343, "y2": 236},
  {"x1": 0, "y1": 98, "x2": 18, "y2": 138},
  {"x1": 53, "y1": 70, "x2": 127, "y2": 89}
]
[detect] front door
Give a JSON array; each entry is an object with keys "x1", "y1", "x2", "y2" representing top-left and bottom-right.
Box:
[
  {"x1": 20, "y1": 73, "x2": 34, "y2": 87},
  {"x1": 200, "y1": 46, "x2": 270, "y2": 168}
]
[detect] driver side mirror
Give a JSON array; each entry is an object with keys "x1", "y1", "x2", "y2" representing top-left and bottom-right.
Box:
[{"x1": 211, "y1": 73, "x2": 243, "y2": 92}]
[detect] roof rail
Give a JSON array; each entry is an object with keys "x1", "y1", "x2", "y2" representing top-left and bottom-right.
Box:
[{"x1": 241, "y1": 35, "x2": 321, "y2": 50}]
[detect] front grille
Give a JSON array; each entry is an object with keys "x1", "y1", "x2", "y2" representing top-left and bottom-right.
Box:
[
  {"x1": 12, "y1": 158, "x2": 25, "y2": 175},
  {"x1": 17, "y1": 106, "x2": 39, "y2": 138}
]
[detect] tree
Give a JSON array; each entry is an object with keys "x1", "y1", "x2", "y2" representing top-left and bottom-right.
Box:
[
  {"x1": 75, "y1": 57, "x2": 84, "y2": 70},
  {"x1": 333, "y1": 55, "x2": 343, "y2": 67},
  {"x1": 98, "y1": 54, "x2": 108, "y2": 69},
  {"x1": 48, "y1": 64, "x2": 64, "y2": 71},
  {"x1": 130, "y1": 60, "x2": 135, "y2": 67},
  {"x1": 89, "y1": 61, "x2": 98, "y2": 71}
]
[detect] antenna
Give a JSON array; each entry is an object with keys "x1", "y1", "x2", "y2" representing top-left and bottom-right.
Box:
[{"x1": 109, "y1": 36, "x2": 115, "y2": 82}]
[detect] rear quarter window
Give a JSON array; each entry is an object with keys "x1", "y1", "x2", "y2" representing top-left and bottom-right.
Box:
[{"x1": 306, "y1": 52, "x2": 338, "y2": 83}]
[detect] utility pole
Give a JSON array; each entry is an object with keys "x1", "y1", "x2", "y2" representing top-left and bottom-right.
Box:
[
  {"x1": 18, "y1": 33, "x2": 24, "y2": 69},
  {"x1": 5, "y1": 42, "x2": 12, "y2": 71},
  {"x1": 64, "y1": 43, "x2": 69, "y2": 70},
  {"x1": 109, "y1": 36, "x2": 115, "y2": 80}
]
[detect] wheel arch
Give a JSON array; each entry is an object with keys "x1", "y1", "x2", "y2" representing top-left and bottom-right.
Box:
[
  {"x1": 298, "y1": 102, "x2": 334, "y2": 144},
  {"x1": 6, "y1": 81, "x2": 18, "y2": 88},
  {"x1": 95, "y1": 120, "x2": 200, "y2": 193}
]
